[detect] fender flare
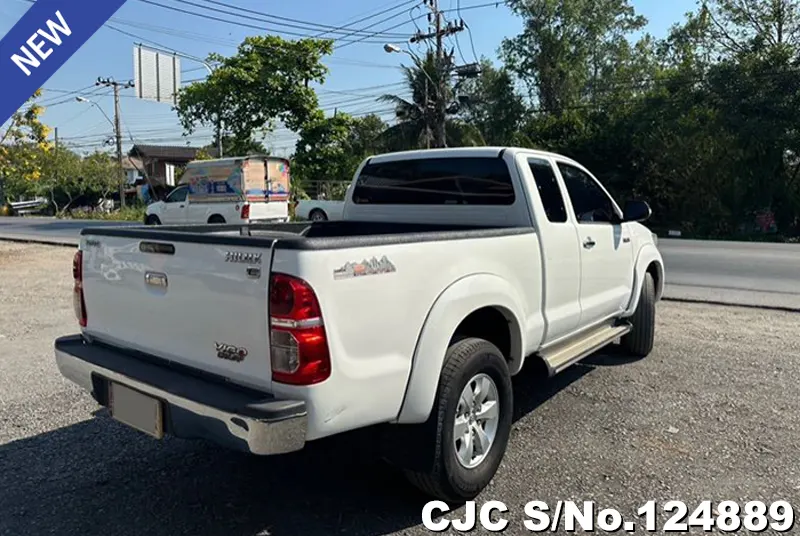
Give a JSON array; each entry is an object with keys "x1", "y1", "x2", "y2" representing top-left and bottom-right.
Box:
[
  {"x1": 396, "y1": 273, "x2": 527, "y2": 424},
  {"x1": 624, "y1": 244, "x2": 665, "y2": 316}
]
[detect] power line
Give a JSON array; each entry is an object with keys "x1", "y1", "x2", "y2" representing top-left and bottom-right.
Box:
[
  {"x1": 312, "y1": 0, "x2": 419, "y2": 39},
  {"x1": 184, "y1": 0, "x2": 410, "y2": 38},
  {"x1": 135, "y1": 0, "x2": 395, "y2": 44}
]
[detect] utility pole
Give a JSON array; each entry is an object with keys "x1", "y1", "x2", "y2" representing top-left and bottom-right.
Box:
[
  {"x1": 96, "y1": 77, "x2": 134, "y2": 209},
  {"x1": 54, "y1": 127, "x2": 58, "y2": 184},
  {"x1": 410, "y1": 0, "x2": 464, "y2": 148}
]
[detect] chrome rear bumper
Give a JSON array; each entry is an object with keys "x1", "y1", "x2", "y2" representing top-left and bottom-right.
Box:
[{"x1": 54, "y1": 335, "x2": 307, "y2": 456}]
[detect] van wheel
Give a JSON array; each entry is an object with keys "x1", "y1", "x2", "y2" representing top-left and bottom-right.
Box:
[
  {"x1": 403, "y1": 337, "x2": 513, "y2": 502},
  {"x1": 208, "y1": 215, "x2": 225, "y2": 224},
  {"x1": 309, "y1": 209, "x2": 327, "y2": 222},
  {"x1": 145, "y1": 215, "x2": 161, "y2": 225},
  {"x1": 621, "y1": 271, "x2": 656, "y2": 357}
]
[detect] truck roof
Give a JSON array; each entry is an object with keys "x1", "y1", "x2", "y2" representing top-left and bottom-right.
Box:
[
  {"x1": 366, "y1": 146, "x2": 567, "y2": 163},
  {"x1": 185, "y1": 155, "x2": 290, "y2": 167}
]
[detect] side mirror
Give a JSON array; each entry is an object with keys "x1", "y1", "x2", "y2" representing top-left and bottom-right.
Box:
[{"x1": 622, "y1": 200, "x2": 651, "y2": 222}]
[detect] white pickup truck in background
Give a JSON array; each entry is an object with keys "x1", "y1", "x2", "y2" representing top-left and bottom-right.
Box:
[
  {"x1": 145, "y1": 156, "x2": 291, "y2": 225},
  {"x1": 56, "y1": 147, "x2": 664, "y2": 502},
  {"x1": 294, "y1": 198, "x2": 346, "y2": 221}
]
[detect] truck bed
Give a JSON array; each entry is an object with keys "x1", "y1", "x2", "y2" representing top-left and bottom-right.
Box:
[
  {"x1": 77, "y1": 220, "x2": 536, "y2": 395},
  {"x1": 83, "y1": 220, "x2": 531, "y2": 250}
]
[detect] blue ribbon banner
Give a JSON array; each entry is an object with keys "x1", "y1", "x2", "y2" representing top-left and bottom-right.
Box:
[{"x1": 0, "y1": 0, "x2": 128, "y2": 124}]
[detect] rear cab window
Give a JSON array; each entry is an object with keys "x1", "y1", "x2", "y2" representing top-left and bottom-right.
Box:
[
  {"x1": 527, "y1": 158, "x2": 567, "y2": 223},
  {"x1": 351, "y1": 157, "x2": 516, "y2": 205}
]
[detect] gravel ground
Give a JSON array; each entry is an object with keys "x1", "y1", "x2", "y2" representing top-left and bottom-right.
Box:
[{"x1": 1, "y1": 242, "x2": 799, "y2": 536}]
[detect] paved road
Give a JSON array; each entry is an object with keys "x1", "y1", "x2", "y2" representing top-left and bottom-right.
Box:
[
  {"x1": 0, "y1": 216, "x2": 137, "y2": 246},
  {"x1": 1, "y1": 243, "x2": 799, "y2": 536},
  {"x1": 657, "y1": 238, "x2": 800, "y2": 309},
  {"x1": 1, "y1": 216, "x2": 798, "y2": 306}
]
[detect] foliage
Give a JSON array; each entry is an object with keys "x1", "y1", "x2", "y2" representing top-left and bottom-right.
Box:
[
  {"x1": 460, "y1": 60, "x2": 532, "y2": 146},
  {"x1": 67, "y1": 204, "x2": 147, "y2": 221},
  {"x1": 501, "y1": 0, "x2": 649, "y2": 114},
  {"x1": 378, "y1": 50, "x2": 484, "y2": 150},
  {"x1": 292, "y1": 112, "x2": 387, "y2": 197},
  {"x1": 193, "y1": 148, "x2": 215, "y2": 161},
  {"x1": 489, "y1": 0, "x2": 800, "y2": 239},
  {"x1": 0, "y1": 89, "x2": 51, "y2": 201},
  {"x1": 37, "y1": 149, "x2": 120, "y2": 215},
  {"x1": 207, "y1": 135, "x2": 268, "y2": 157},
  {"x1": 176, "y1": 35, "x2": 334, "y2": 150}
]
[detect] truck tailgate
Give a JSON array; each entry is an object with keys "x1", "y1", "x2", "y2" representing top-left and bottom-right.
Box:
[{"x1": 80, "y1": 235, "x2": 273, "y2": 391}]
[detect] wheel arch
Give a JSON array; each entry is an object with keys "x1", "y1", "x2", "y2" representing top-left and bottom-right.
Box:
[
  {"x1": 396, "y1": 273, "x2": 526, "y2": 424},
  {"x1": 309, "y1": 208, "x2": 327, "y2": 220},
  {"x1": 623, "y1": 244, "x2": 664, "y2": 317}
]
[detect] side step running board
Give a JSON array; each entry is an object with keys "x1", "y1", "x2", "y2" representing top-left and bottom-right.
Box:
[{"x1": 541, "y1": 322, "x2": 631, "y2": 375}]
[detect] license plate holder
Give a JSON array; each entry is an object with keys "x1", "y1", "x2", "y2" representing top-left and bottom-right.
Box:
[{"x1": 108, "y1": 382, "x2": 164, "y2": 439}]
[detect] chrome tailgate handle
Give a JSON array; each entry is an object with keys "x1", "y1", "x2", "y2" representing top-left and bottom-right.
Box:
[{"x1": 145, "y1": 272, "x2": 168, "y2": 288}]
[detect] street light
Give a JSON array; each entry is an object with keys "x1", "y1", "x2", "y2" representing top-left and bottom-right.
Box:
[
  {"x1": 75, "y1": 96, "x2": 114, "y2": 129},
  {"x1": 384, "y1": 43, "x2": 440, "y2": 149},
  {"x1": 76, "y1": 95, "x2": 125, "y2": 208}
]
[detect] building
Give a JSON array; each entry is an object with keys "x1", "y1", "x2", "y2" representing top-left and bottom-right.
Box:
[
  {"x1": 127, "y1": 144, "x2": 219, "y2": 186},
  {"x1": 122, "y1": 156, "x2": 144, "y2": 185}
]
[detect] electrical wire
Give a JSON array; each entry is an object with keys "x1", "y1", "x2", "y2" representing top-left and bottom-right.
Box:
[
  {"x1": 135, "y1": 0, "x2": 393, "y2": 44},
  {"x1": 185, "y1": 0, "x2": 410, "y2": 38}
]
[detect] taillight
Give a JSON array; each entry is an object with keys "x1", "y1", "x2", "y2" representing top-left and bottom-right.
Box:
[
  {"x1": 269, "y1": 273, "x2": 330, "y2": 385},
  {"x1": 72, "y1": 250, "x2": 87, "y2": 327},
  {"x1": 241, "y1": 203, "x2": 250, "y2": 220}
]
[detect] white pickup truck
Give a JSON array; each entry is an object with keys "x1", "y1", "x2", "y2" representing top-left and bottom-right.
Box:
[
  {"x1": 56, "y1": 147, "x2": 664, "y2": 502},
  {"x1": 294, "y1": 198, "x2": 346, "y2": 221}
]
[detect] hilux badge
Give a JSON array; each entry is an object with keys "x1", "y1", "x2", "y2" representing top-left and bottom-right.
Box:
[
  {"x1": 224, "y1": 251, "x2": 262, "y2": 264},
  {"x1": 215, "y1": 342, "x2": 248, "y2": 362}
]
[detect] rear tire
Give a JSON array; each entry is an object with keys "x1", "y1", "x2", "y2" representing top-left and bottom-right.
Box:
[
  {"x1": 208, "y1": 215, "x2": 225, "y2": 224},
  {"x1": 403, "y1": 337, "x2": 513, "y2": 502},
  {"x1": 309, "y1": 209, "x2": 327, "y2": 222},
  {"x1": 621, "y1": 271, "x2": 656, "y2": 357},
  {"x1": 145, "y1": 215, "x2": 160, "y2": 225}
]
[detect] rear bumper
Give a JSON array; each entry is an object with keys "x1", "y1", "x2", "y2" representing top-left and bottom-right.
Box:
[{"x1": 54, "y1": 335, "x2": 307, "y2": 455}]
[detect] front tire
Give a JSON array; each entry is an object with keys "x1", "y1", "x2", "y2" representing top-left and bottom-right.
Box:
[
  {"x1": 309, "y1": 209, "x2": 327, "y2": 222},
  {"x1": 621, "y1": 271, "x2": 656, "y2": 357},
  {"x1": 145, "y1": 215, "x2": 160, "y2": 225},
  {"x1": 404, "y1": 337, "x2": 513, "y2": 502}
]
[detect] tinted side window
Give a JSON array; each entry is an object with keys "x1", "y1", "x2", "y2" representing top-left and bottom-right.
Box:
[
  {"x1": 528, "y1": 158, "x2": 567, "y2": 223},
  {"x1": 352, "y1": 157, "x2": 515, "y2": 205},
  {"x1": 557, "y1": 163, "x2": 616, "y2": 223},
  {"x1": 166, "y1": 186, "x2": 187, "y2": 203}
]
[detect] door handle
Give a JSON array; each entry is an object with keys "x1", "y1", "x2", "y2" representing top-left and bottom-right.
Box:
[
  {"x1": 178, "y1": 204, "x2": 185, "y2": 208},
  {"x1": 583, "y1": 238, "x2": 596, "y2": 249}
]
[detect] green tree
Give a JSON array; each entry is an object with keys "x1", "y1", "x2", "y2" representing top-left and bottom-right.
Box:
[
  {"x1": 701, "y1": 0, "x2": 800, "y2": 56},
  {"x1": 292, "y1": 112, "x2": 389, "y2": 198},
  {"x1": 176, "y1": 35, "x2": 334, "y2": 151},
  {"x1": 460, "y1": 60, "x2": 531, "y2": 145},
  {"x1": 501, "y1": 0, "x2": 649, "y2": 114},
  {"x1": 0, "y1": 89, "x2": 51, "y2": 202},
  {"x1": 292, "y1": 112, "x2": 359, "y2": 195},
  {"x1": 347, "y1": 113, "x2": 387, "y2": 156},
  {"x1": 378, "y1": 51, "x2": 484, "y2": 150},
  {"x1": 36, "y1": 148, "x2": 119, "y2": 215},
  {"x1": 209, "y1": 135, "x2": 269, "y2": 157}
]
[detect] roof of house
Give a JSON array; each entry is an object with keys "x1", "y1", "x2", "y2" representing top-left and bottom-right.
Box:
[
  {"x1": 128, "y1": 144, "x2": 219, "y2": 161},
  {"x1": 121, "y1": 156, "x2": 143, "y2": 171}
]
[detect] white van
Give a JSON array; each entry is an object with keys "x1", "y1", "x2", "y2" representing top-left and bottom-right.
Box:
[{"x1": 144, "y1": 155, "x2": 291, "y2": 225}]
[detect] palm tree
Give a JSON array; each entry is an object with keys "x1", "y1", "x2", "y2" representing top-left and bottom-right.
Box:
[{"x1": 378, "y1": 50, "x2": 484, "y2": 151}]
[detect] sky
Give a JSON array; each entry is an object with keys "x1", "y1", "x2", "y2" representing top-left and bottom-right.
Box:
[{"x1": 1, "y1": 0, "x2": 696, "y2": 157}]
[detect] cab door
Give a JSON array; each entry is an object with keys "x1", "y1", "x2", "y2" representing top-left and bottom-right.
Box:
[
  {"x1": 522, "y1": 156, "x2": 583, "y2": 342},
  {"x1": 160, "y1": 185, "x2": 188, "y2": 224},
  {"x1": 554, "y1": 160, "x2": 635, "y2": 326}
]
